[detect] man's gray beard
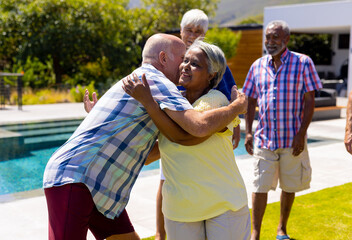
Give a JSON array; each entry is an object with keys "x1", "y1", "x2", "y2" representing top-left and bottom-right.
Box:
[{"x1": 266, "y1": 43, "x2": 285, "y2": 56}]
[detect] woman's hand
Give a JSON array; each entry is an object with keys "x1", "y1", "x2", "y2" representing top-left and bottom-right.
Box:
[
  {"x1": 122, "y1": 73, "x2": 155, "y2": 107},
  {"x1": 83, "y1": 89, "x2": 98, "y2": 113},
  {"x1": 234, "y1": 92, "x2": 248, "y2": 115}
]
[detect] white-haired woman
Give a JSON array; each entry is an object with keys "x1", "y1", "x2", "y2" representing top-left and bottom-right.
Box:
[
  {"x1": 178, "y1": 9, "x2": 237, "y2": 114},
  {"x1": 180, "y1": 9, "x2": 208, "y2": 47},
  {"x1": 123, "y1": 40, "x2": 250, "y2": 240}
]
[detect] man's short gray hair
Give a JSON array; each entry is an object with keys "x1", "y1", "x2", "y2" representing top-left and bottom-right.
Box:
[
  {"x1": 180, "y1": 9, "x2": 209, "y2": 33},
  {"x1": 187, "y1": 40, "x2": 226, "y2": 88},
  {"x1": 266, "y1": 20, "x2": 290, "y2": 36}
]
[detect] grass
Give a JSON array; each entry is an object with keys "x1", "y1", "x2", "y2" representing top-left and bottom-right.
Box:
[
  {"x1": 142, "y1": 183, "x2": 352, "y2": 240},
  {"x1": 259, "y1": 183, "x2": 352, "y2": 240}
]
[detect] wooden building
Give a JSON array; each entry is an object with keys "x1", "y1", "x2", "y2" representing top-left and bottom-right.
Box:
[
  {"x1": 227, "y1": 25, "x2": 263, "y2": 87},
  {"x1": 169, "y1": 24, "x2": 264, "y2": 88}
]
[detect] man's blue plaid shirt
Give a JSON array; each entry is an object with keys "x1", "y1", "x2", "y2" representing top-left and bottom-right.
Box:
[{"x1": 43, "y1": 64, "x2": 193, "y2": 219}]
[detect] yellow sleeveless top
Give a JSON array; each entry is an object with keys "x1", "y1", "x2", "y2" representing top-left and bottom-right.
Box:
[{"x1": 159, "y1": 89, "x2": 247, "y2": 222}]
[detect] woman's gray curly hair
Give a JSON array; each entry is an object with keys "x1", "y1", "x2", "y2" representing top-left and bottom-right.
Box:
[{"x1": 187, "y1": 40, "x2": 226, "y2": 88}]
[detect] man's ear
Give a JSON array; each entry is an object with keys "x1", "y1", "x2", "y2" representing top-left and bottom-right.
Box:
[{"x1": 159, "y1": 51, "x2": 167, "y2": 66}]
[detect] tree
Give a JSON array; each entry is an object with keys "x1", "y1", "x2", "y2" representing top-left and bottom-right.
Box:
[
  {"x1": 0, "y1": 0, "x2": 222, "y2": 90},
  {"x1": 0, "y1": 0, "x2": 32, "y2": 69},
  {"x1": 0, "y1": 0, "x2": 141, "y2": 85},
  {"x1": 141, "y1": 0, "x2": 220, "y2": 31},
  {"x1": 238, "y1": 15, "x2": 263, "y2": 25},
  {"x1": 205, "y1": 27, "x2": 242, "y2": 60},
  {"x1": 288, "y1": 33, "x2": 332, "y2": 65}
]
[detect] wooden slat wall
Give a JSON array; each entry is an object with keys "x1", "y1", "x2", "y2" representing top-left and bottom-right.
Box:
[{"x1": 227, "y1": 29, "x2": 263, "y2": 87}]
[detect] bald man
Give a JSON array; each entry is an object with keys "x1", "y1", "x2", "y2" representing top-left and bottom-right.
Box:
[{"x1": 43, "y1": 33, "x2": 247, "y2": 240}]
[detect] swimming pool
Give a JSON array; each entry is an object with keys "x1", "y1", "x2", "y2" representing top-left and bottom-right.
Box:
[{"x1": 0, "y1": 120, "x2": 318, "y2": 195}]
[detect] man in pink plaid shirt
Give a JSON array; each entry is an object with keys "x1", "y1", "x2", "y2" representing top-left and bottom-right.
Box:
[{"x1": 242, "y1": 20, "x2": 322, "y2": 240}]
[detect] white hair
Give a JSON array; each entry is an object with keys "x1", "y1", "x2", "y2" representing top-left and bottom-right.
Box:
[
  {"x1": 180, "y1": 9, "x2": 209, "y2": 33},
  {"x1": 266, "y1": 20, "x2": 290, "y2": 36},
  {"x1": 187, "y1": 40, "x2": 226, "y2": 88}
]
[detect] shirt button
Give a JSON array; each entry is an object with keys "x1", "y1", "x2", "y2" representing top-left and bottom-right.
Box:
[
  {"x1": 274, "y1": 129, "x2": 277, "y2": 131},
  {"x1": 273, "y1": 97, "x2": 276, "y2": 100}
]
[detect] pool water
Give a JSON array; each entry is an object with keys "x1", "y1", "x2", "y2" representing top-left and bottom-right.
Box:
[
  {"x1": 0, "y1": 138, "x2": 248, "y2": 195},
  {"x1": 0, "y1": 120, "x2": 318, "y2": 195},
  {"x1": 0, "y1": 147, "x2": 58, "y2": 195}
]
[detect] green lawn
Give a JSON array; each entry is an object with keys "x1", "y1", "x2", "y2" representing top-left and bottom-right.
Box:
[{"x1": 142, "y1": 183, "x2": 352, "y2": 240}]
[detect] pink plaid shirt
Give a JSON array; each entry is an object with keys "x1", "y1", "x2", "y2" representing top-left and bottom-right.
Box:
[{"x1": 242, "y1": 48, "x2": 322, "y2": 150}]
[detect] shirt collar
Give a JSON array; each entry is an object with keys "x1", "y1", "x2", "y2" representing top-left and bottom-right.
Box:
[
  {"x1": 268, "y1": 48, "x2": 290, "y2": 64},
  {"x1": 280, "y1": 48, "x2": 290, "y2": 62},
  {"x1": 142, "y1": 63, "x2": 154, "y2": 69}
]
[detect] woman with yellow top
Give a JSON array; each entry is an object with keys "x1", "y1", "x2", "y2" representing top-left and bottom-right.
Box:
[{"x1": 123, "y1": 40, "x2": 250, "y2": 240}]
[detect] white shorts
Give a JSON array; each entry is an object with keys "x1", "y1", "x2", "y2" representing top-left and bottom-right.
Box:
[
  {"x1": 253, "y1": 143, "x2": 311, "y2": 193},
  {"x1": 164, "y1": 206, "x2": 250, "y2": 240}
]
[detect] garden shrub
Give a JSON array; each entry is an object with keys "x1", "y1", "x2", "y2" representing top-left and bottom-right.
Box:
[
  {"x1": 9, "y1": 57, "x2": 56, "y2": 88},
  {"x1": 70, "y1": 81, "x2": 98, "y2": 102},
  {"x1": 205, "y1": 27, "x2": 242, "y2": 60},
  {"x1": 288, "y1": 33, "x2": 332, "y2": 65}
]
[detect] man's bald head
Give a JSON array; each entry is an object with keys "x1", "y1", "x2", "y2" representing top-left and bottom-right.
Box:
[
  {"x1": 142, "y1": 33, "x2": 185, "y2": 63},
  {"x1": 142, "y1": 33, "x2": 186, "y2": 84}
]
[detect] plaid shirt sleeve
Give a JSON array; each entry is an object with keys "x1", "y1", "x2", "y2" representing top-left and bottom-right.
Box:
[
  {"x1": 302, "y1": 56, "x2": 323, "y2": 92},
  {"x1": 242, "y1": 62, "x2": 258, "y2": 99},
  {"x1": 134, "y1": 65, "x2": 193, "y2": 112},
  {"x1": 155, "y1": 82, "x2": 193, "y2": 111}
]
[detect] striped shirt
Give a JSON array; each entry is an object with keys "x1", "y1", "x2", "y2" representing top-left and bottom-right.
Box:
[
  {"x1": 43, "y1": 63, "x2": 193, "y2": 219},
  {"x1": 242, "y1": 49, "x2": 322, "y2": 150}
]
